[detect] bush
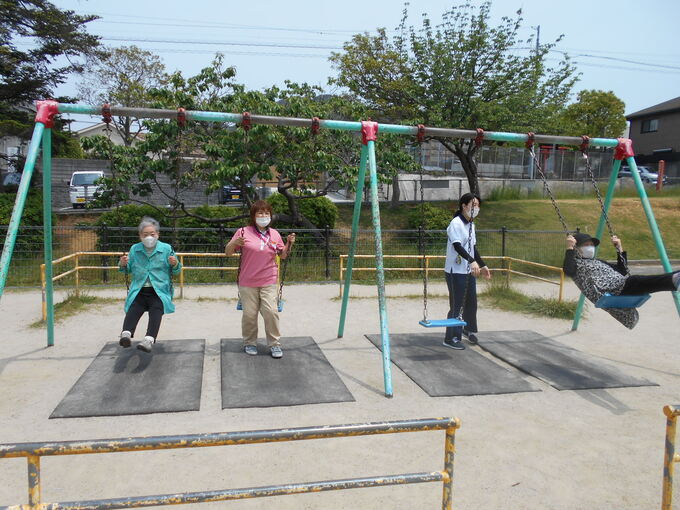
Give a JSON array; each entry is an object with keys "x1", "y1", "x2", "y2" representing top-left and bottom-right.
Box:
[
  {"x1": 408, "y1": 202, "x2": 452, "y2": 230},
  {"x1": 267, "y1": 193, "x2": 338, "y2": 229},
  {"x1": 95, "y1": 205, "x2": 168, "y2": 251},
  {"x1": 0, "y1": 191, "x2": 56, "y2": 253},
  {"x1": 175, "y1": 205, "x2": 245, "y2": 252}
]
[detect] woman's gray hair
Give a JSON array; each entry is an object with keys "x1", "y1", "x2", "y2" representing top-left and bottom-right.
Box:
[{"x1": 138, "y1": 216, "x2": 160, "y2": 233}]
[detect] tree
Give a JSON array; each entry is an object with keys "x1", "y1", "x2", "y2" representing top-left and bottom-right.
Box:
[
  {"x1": 77, "y1": 46, "x2": 169, "y2": 146},
  {"x1": 82, "y1": 55, "x2": 417, "y2": 230},
  {"x1": 0, "y1": 0, "x2": 99, "y2": 167},
  {"x1": 558, "y1": 90, "x2": 626, "y2": 139},
  {"x1": 329, "y1": 1, "x2": 578, "y2": 192}
]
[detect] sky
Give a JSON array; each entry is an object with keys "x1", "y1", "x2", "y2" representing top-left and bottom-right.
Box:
[{"x1": 49, "y1": 0, "x2": 680, "y2": 131}]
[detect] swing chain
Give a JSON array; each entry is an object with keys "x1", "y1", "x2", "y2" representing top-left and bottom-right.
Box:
[
  {"x1": 580, "y1": 137, "x2": 628, "y2": 274},
  {"x1": 527, "y1": 140, "x2": 570, "y2": 234}
]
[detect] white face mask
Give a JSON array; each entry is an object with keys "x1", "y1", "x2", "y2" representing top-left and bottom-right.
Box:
[
  {"x1": 142, "y1": 236, "x2": 157, "y2": 249},
  {"x1": 256, "y1": 216, "x2": 271, "y2": 228},
  {"x1": 471, "y1": 206, "x2": 480, "y2": 218},
  {"x1": 579, "y1": 246, "x2": 595, "y2": 259}
]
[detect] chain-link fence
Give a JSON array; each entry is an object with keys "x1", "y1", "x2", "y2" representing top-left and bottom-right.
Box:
[{"x1": 1, "y1": 225, "x2": 573, "y2": 289}]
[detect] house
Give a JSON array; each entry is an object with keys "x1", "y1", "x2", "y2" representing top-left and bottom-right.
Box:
[
  {"x1": 626, "y1": 96, "x2": 680, "y2": 177},
  {"x1": 76, "y1": 122, "x2": 142, "y2": 146},
  {"x1": 0, "y1": 103, "x2": 36, "y2": 173}
]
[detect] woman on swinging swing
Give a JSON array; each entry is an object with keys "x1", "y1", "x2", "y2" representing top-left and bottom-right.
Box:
[{"x1": 563, "y1": 232, "x2": 679, "y2": 329}]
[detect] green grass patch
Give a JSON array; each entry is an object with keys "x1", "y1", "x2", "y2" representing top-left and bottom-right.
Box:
[
  {"x1": 29, "y1": 292, "x2": 118, "y2": 328},
  {"x1": 479, "y1": 282, "x2": 578, "y2": 320}
]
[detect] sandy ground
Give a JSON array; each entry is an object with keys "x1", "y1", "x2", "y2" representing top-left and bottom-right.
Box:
[{"x1": 0, "y1": 277, "x2": 678, "y2": 510}]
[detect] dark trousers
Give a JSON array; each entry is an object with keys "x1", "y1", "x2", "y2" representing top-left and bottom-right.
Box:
[
  {"x1": 621, "y1": 271, "x2": 678, "y2": 295},
  {"x1": 122, "y1": 287, "x2": 164, "y2": 339},
  {"x1": 445, "y1": 271, "x2": 477, "y2": 342}
]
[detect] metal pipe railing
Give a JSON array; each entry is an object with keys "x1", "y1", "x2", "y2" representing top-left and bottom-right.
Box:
[
  {"x1": 338, "y1": 254, "x2": 564, "y2": 300},
  {"x1": 0, "y1": 417, "x2": 461, "y2": 510},
  {"x1": 663, "y1": 405, "x2": 680, "y2": 510}
]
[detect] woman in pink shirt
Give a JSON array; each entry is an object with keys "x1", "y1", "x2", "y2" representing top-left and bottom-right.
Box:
[{"x1": 225, "y1": 200, "x2": 296, "y2": 358}]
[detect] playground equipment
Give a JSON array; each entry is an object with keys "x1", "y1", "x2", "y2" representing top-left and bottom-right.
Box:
[
  {"x1": 663, "y1": 405, "x2": 680, "y2": 510},
  {"x1": 1, "y1": 100, "x2": 678, "y2": 397},
  {"x1": 0, "y1": 417, "x2": 461, "y2": 510}
]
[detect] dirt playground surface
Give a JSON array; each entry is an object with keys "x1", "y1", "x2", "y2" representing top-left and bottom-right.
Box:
[{"x1": 0, "y1": 278, "x2": 678, "y2": 509}]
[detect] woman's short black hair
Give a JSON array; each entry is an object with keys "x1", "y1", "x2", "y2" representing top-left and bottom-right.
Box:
[{"x1": 457, "y1": 193, "x2": 481, "y2": 212}]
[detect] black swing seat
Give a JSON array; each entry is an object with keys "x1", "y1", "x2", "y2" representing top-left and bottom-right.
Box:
[
  {"x1": 419, "y1": 318, "x2": 467, "y2": 328},
  {"x1": 594, "y1": 293, "x2": 651, "y2": 309}
]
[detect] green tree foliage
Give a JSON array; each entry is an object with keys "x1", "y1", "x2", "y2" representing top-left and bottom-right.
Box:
[
  {"x1": 0, "y1": 191, "x2": 55, "y2": 250},
  {"x1": 329, "y1": 1, "x2": 578, "y2": 191},
  {"x1": 0, "y1": 0, "x2": 98, "y2": 168},
  {"x1": 558, "y1": 90, "x2": 626, "y2": 138},
  {"x1": 83, "y1": 55, "x2": 417, "y2": 232},
  {"x1": 267, "y1": 193, "x2": 339, "y2": 229},
  {"x1": 77, "y1": 45, "x2": 169, "y2": 146},
  {"x1": 408, "y1": 202, "x2": 452, "y2": 230}
]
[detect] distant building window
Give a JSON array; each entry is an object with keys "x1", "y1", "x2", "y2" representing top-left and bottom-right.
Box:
[{"x1": 641, "y1": 119, "x2": 658, "y2": 133}]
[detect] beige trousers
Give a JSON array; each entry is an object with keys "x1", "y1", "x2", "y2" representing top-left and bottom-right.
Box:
[{"x1": 239, "y1": 285, "x2": 281, "y2": 347}]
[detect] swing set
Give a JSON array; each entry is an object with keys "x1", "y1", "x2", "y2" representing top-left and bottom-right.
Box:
[{"x1": 0, "y1": 100, "x2": 678, "y2": 398}]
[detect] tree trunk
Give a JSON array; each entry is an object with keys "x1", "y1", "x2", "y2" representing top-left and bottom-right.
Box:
[
  {"x1": 437, "y1": 138, "x2": 479, "y2": 195},
  {"x1": 279, "y1": 182, "x2": 326, "y2": 244},
  {"x1": 390, "y1": 173, "x2": 400, "y2": 208}
]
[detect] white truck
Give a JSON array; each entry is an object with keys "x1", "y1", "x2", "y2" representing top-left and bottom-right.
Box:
[{"x1": 68, "y1": 170, "x2": 104, "y2": 208}]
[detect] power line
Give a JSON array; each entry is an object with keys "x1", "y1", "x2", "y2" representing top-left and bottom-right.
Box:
[{"x1": 99, "y1": 36, "x2": 343, "y2": 51}]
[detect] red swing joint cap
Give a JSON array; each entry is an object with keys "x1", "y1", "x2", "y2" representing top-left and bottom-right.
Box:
[
  {"x1": 474, "y1": 128, "x2": 485, "y2": 147},
  {"x1": 614, "y1": 138, "x2": 634, "y2": 160},
  {"x1": 361, "y1": 120, "x2": 378, "y2": 145},
  {"x1": 177, "y1": 107, "x2": 186, "y2": 128},
  {"x1": 579, "y1": 135, "x2": 590, "y2": 153},
  {"x1": 416, "y1": 124, "x2": 426, "y2": 143},
  {"x1": 101, "y1": 103, "x2": 112, "y2": 124},
  {"x1": 311, "y1": 117, "x2": 320, "y2": 135},
  {"x1": 35, "y1": 100, "x2": 59, "y2": 128},
  {"x1": 241, "y1": 112, "x2": 251, "y2": 131},
  {"x1": 525, "y1": 132, "x2": 535, "y2": 149}
]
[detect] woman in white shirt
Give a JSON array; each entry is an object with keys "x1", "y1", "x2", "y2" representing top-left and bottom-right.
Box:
[{"x1": 443, "y1": 193, "x2": 491, "y2": 350}]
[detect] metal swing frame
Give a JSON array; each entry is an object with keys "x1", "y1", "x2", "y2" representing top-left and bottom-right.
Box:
[{"x1": 1, "y1": 101, "x2": 678, "y2": 398}]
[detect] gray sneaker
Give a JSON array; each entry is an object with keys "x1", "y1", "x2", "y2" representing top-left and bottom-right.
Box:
[
  {"x1": 137, "y1": 336, "x2": 154, "y2": 353},
  {"x1": 244, "y1": 345, "x2": 258, "y2": 356},
  {"x1": 442, "y1": 338, "x2": 465, "y2": 350},
  {"x1": 270, "y1": 346, "x2": 283, "y2": 359}
]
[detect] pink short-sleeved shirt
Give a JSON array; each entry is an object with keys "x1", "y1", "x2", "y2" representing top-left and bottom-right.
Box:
[{"x1": 231, "y1": 225, "x2": 285, "y2": 287}]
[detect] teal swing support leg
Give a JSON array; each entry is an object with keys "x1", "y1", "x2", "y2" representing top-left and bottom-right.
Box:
[{"x1": 571, "y1": 142, "x2": 680, "y2": 330}]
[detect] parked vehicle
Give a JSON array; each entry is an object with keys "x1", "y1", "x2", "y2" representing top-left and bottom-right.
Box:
[
  {"x1": 220, "y1": 183, "x2": 255, "y2": 204},
  {"x1": 618, "y1": 166, "x2": 668, "y2": 185},
  {"x1": 68, "y1": 171, "x2": 104, "y2": 208},
  {"x1": 1, "y1": 171, "x2": 22, "y2": 191}
]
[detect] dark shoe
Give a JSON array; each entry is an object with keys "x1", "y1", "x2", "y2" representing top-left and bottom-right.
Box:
[
  {"x1": 463, "y1": 331, "x2": 478, "y2": 345},
  {"x1": 443, "y1": 338, "x2": 465, "y2": 350}
]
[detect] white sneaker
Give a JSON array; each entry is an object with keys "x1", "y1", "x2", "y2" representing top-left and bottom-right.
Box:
[
  {"x1": 270, "y1": 346, "x2": 283, "y2": 359},
  {"x1": 137, "y1": 336, "x2": 155, "y2": 353},
  {"x1": 119, "y1": 330, "x2": 132, "y2": 348}
]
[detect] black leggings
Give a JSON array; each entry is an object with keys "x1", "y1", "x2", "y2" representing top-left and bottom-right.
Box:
[
  {"x1": 621, "y1": 271, "x2": 678, "y2": 295},
  {"x1": 122, "y1": 287, "x2": 164, "y2": 339},
  {"x1": 445, "y1": 272, "x2": 478, "y2": 342}
]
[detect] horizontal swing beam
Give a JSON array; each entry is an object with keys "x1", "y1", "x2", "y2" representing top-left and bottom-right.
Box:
[{"x1": 57, "y1": 103, "x2": 620, "y2": 147}]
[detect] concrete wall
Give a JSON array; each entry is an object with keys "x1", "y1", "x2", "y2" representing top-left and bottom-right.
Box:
[{"x1": 49, "y1": 158, "x2": 221, "y2": 211}]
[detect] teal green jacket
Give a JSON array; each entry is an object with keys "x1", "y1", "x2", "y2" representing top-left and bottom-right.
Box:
[{"x1": 119, "y1": 240, "x2": 182, "y2": 314}]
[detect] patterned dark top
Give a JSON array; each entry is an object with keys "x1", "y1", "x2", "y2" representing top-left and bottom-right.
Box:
[{"x1": 563, "y1": 249, "x2": 638, "y2": 329}]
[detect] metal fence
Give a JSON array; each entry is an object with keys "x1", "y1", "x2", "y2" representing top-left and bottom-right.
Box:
[
  {"x1": 0, "y1": 417, "x2": 460, "y2": 510},
  {"x1": 1, "y1": 225, "x2": 572, "y2": 289}
]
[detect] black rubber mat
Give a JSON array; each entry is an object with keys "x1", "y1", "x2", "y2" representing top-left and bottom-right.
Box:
[
  {"x1": 479, "y1": 330, "x2": 657, "y2": 390},
  {"x1": 50, "y1": 339, "x2": 205, "y2": 418},
  {"x1": 365, "y1": 333, "x2": 539, "y2": 397},
  {"x1": 220, "y1": 337, "x2": 355, "y2": 408}
]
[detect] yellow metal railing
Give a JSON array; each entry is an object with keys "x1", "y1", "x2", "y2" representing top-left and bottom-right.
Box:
[
  {"x1": 338, "y1": 254, "x2": 564, "y2": 300},
  {"x1": 663, "y1": 405, "x2": 680, "y2": 509},
  {"x1": 39, "y1": 252, "x2": 240, "y2": 320},
  {"x1": 0, "y1": 417, "x2": 461, "y2": 510}
]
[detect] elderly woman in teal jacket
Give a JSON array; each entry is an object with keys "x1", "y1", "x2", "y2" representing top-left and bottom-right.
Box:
[{"x1": 117, "y1": 217, "x2": 182, "y2": 352}]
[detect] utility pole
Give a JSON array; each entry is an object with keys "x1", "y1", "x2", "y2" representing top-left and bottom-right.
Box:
[{"x1": 532, "y1": 25, "x2": 540, "y2": 54}]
